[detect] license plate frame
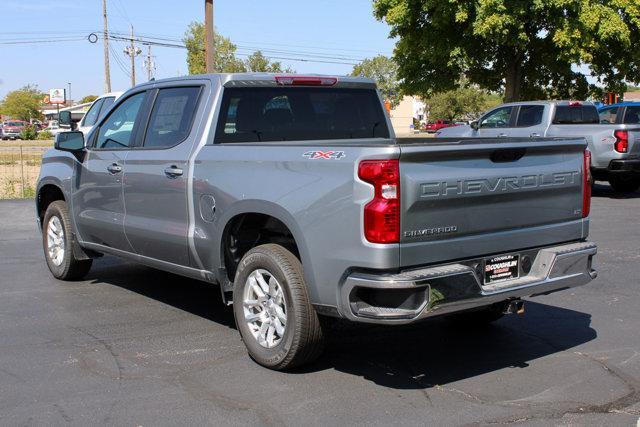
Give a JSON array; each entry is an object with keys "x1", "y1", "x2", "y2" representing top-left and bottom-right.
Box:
[{"x1": 484, "y1": 254, "x2": 520, "y2": 284}]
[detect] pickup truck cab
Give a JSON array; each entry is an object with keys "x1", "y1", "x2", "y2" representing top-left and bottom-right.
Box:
[
  {"x1": 37, "y1": 74, "x2": 597, "y2": 370},
  {"x1": 2, "y1": 120, "x2": 26, "y2": 140},
  {"x1": 436, "y1": 101, "x2": 640, "y2": 193}
]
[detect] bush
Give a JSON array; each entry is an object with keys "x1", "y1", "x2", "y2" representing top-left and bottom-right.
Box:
[
  {"x1": 19, "y1": 125, "x2": 38, "y2": 140},
  {"x1": 36, "y1": 130, "x2": 53, "y2": 140}
]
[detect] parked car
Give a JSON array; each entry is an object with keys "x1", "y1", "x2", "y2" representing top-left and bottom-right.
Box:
[
  {"x1": 38, "y1": 74, "x2": 597, "y2": 370},
  {"x1": 424, "y1": 119, "x2": 455, "y2": 133},
  {"x1": 77, "y1": 91, "x2": 124, "y2": 135},
  {"x1": 1, "y1": 120, "x2": 27, "y2": 140},
  {"x1": 598, "y1": 102, "x2": 640, "y2": 125},
  {"x1": 436, "y1": 101, "x2": 640, "y2": 193}
]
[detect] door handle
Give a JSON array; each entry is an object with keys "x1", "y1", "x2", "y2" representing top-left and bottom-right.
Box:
[
  {"x1": 164, "y1": 165, "x2": 183, "y2": 178},
  {"x1": 530, "y1": 133, "x2": 540, "y2": 138},
  {"x1": 498, "y1": 133, "x2": 508, "y2": 138},
  {"x1": 107, "y1": 163, "x2": 122, "y2": 174}
]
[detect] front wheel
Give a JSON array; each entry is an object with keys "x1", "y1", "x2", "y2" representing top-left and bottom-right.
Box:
[
  {"x1": 609, "y1": 175, "x2": 640, "y2": 193},
  {"x1": 42, "y1": 201, "x2": 92, "y2": 280},
  {"x1": 233, "y1": 244, "x2": 324, "y2": 370}
]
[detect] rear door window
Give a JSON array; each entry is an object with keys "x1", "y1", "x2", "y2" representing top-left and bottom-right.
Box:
[
  {"x1": 215, "y1": 87, "x2": 389, "y2": 143},
  {"x1": 516, "y1": 105, "x2": 544, "y2": 127},
  {"x1": 552, "y1": 105, "x2": 599, "y2": 124},
  {"x1": 142, "y1": 87, "x2": 201, "y2": 149},
  {"x1": 623, "y1": 106, "x2": 640, "y2": 124}
]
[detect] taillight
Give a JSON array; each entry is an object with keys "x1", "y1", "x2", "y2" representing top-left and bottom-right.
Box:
[
  {"x1": 583, "y1": 150, "x2": 592, "y2": 218},
  {"x1": 614, "y1": 130, "x2": 628, "y2": 153},
  {"x1": 275, "y1": 76, "x2": 337, "y2": 86},
  {"x1": 568, "y1": 101, "x2": 582, "y2": 107},
  {"x1": 358, "y1": 160, "x2": 400, "y2": 244}
]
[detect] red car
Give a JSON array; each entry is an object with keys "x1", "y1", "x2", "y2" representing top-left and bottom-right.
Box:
[
  {"x1": 1, "y1": 120, "x2": 27, "y2": 140},
  {"x1": 424, "y1": 120, "x2": 456, "y2": 133}
]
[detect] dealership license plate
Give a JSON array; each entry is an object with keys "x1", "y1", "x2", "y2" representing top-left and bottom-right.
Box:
[{"x1": 484, "y1": 254, "x2": 520, "y2": 284}]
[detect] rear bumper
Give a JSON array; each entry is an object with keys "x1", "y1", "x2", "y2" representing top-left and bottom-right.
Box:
[
  {"x1": 338, "y1": 241, "x2": 597, "y2": 324},
  {"x1": 607, "y1": 159, "x2": 640, "y2": 173}
]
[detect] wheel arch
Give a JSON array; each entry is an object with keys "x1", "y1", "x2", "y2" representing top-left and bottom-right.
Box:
[
  {"x1": 36, "y1": 182, "x2": 66, "y2": 229},
  {"x1": 213, "y1": 201, "x2": 313, "y2": 294}
]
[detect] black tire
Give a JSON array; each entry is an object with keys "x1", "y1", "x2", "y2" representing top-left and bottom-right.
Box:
[
  {"x1": 233, "y1": 244, "x2": 324, "y2": 370},
  {"x1": 609, "y1": 175, "x2": 640, "y2": 193},
  {"x1": 42, "y1": 200, "x2": 92, "y2": 280}
]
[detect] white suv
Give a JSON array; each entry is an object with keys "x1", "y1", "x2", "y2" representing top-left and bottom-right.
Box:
[{"x1": 77, "y1": 92, "x2": 123, "y2": 135}]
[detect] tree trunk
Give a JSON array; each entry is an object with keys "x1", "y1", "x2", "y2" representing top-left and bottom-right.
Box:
[{"x1": 504, "y1": 60, "x2": 523, "y2": 103}]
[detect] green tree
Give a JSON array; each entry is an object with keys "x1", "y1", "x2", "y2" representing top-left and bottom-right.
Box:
[
  {"x1": 373, "y1": 0, "x2": 640, "y2": 102},
  {"x1": 80, "y1": 95, "x2": 98, "y2": 104},
  {"x1": 351, "y1": 55, "x2": 402, "y2": 107},
  {"x1": 244, "y1": 51, "x2": 293, "y2": 73},
  {"x1": 425, "y1": 86, "x2": 498, "y2": 121},
  {"x1": 0, "y1": 85, "x2": 45, "y2": 121},
  {"x1": 183, "y1": 22, "x2": 246, "y2": 74}
]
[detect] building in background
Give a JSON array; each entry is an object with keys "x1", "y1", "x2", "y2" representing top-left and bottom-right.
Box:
[{"x1": 388, "y1": 96, "x2": 426, "y2": 135}]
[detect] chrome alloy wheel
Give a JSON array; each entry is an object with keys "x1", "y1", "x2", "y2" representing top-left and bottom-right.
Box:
[
  {"x1": 242, "y1": 269, "x2": 287, "y2": 348},
  {"x1": 46, "y1": 216, "x2": 65, "y2": 266}
]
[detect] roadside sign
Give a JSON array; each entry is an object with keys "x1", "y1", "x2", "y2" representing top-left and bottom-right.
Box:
[{"x1": 49, "y1": 89, "x2": 66, "y2": 105}]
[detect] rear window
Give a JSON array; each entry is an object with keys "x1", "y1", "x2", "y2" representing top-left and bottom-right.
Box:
[
  {"x1": 552, "y1": 105, "x2": 599, "y2": 124},
  {"x1": 598, "y1": 106, "x2": 619, "y2": 124},
  {"x1": 623, "y1": 106, "x2": 640, "y2": 124},
  {"x1": 215, "y1": 87, "x2": 390, "y2": 143},
  {"x1": 516, "y1": 105, "x2": 544, "y2": 127},
  {"x1": 6, "y1": 122, "x2": 24, "y2": 127}
]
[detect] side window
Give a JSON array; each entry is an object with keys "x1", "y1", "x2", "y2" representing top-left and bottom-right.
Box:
[
  {"x1": 95, "y1": 92, "x2": 146, "y2": 149},
  {"x1": 623, "y1": 106, "x2": 640, "y2": 124},
  {"x1": 480, "y1": 107, "x2": 513, "y2": 128},
  {"x1": 82, "y1": 98, "x2": 104, "y2": 127},
  {"x1": 599, "y1": 106, "x2": 619, "y2": 124},
  {"x1": 97, "y1": 96, "x2": 116, "y2": 121},
  {"x1": 516, "y1": 105, "x2": 544, "y2": 127},
  {"x1": 143, "y1": 87, "x2": 201, "y2": 149}
]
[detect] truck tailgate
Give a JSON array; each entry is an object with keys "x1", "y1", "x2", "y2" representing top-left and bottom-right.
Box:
[{"x1": 398, "y1": 138, "x2": 588, "y2": 268}]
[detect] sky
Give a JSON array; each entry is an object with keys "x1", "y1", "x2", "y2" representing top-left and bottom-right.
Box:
[{"x1": 0, "y1": 0, "x2": 395, "y2": 100}]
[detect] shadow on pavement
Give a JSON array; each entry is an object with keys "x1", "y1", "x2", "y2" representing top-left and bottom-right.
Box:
[
  {"x1": 87, "y1": 257, "x2": 596, "y2": 388},
  {"x1": 87, "y1": 257, "x2": 236, "y2": 329},
  {"x1": 303, "y1": 301, "x2": 596, "y2": 388},
  {"x1": 592, "y1": 181, "x2": 640, "y2": 199}
]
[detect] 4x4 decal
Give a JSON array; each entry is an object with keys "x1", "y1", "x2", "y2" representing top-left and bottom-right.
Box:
[{"x1": 303, "y1": 150, "x2": 346, "y2": 160}]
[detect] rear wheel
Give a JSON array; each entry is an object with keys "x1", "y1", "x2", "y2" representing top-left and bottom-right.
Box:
[
  {"x1": 233, "y1": 244, "x2": 324, "y2": 370},
  {"x1": 609, "y1": 175, "x2": 640, "y2": 193},
  {"x1": 43, "y1": 201, "x2": 92, "y2": 280}
]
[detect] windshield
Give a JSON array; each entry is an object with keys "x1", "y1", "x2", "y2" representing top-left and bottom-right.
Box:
[
  {"x1": 215, "y1": 87, "x2": 389, "y2": 143},
  {"x1": 5, "y1": 122, "x2": 24, "y2": 127}
]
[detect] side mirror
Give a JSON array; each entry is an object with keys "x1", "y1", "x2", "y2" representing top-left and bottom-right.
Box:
[
  {"x1": 59, "y1": 111, "x2": 72, "y2": 126},
  {"x1": 55, "y1": 131, "x2": 85, "y2": 152},
  {"x1": 470, "y1": 121, "x2": 479, "y2": 131}
]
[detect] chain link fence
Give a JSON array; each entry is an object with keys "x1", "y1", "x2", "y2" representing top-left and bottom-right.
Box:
[{"x1": 0, "y1": 145, "x2": 50, "y2": 199}]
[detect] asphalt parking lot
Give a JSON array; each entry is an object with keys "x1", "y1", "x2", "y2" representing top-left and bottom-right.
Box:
[{"x1": 1, "y1": 184, "x2": 639, "y2": 426}]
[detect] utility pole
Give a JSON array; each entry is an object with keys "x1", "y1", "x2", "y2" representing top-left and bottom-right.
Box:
[
  {"x1": 205, "y1": 0, "x2": 215, "y2": 73},
  {"x1": 102, "y1": 0, "x2": 111, "y2": 92},
  {"x1": 143, "y1": 44, "x2": 155, "y2": 81},
  {"x1": 124, "y1": 25, "x2": 142, "y2": 87}
]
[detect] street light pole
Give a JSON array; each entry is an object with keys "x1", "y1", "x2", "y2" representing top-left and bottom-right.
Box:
[
  {"x1": 205, "y1": 0, "x2": 215, "y2": 73},
  {"x1": 67, "y1": 82, "x2": 71, "y2": 105}
]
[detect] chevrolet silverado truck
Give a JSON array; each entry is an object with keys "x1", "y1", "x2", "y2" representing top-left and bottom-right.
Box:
[
  {"x1": 37, "y1": 74, "x2": 597, "y2": 370},
  {"x1": 436, "y1": 101, "x2": 640, "y2": 193}
]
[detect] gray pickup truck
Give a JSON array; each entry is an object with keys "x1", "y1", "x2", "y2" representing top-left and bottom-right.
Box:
[
  {"x1": 37, "y1": 74, "x2": 597, "y2": 370},
  {"x1": 436, "y1": 101, "x2": 640, "y2": 193}
]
